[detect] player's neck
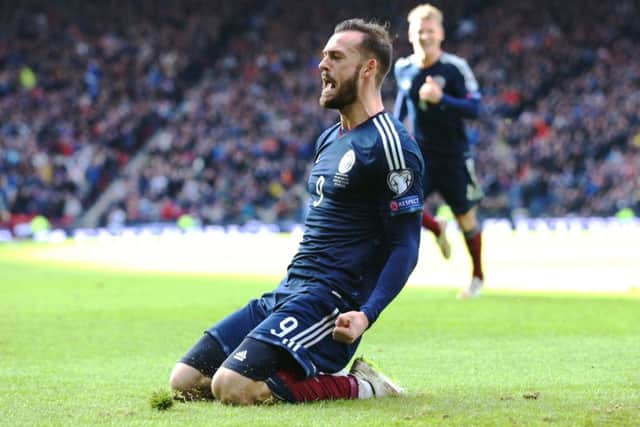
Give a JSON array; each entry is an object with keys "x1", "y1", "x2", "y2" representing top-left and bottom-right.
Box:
[
  {"x1": 339, "y1": 94, "x2": 384, "y2": 131},
  {"x1": 414, "y1": 49, "x2": 441, "y2": 68}
]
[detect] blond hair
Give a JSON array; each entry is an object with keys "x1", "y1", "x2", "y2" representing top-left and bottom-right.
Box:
[{"x1": 407, "y1": 3, "x2": 443, "y2": 26}]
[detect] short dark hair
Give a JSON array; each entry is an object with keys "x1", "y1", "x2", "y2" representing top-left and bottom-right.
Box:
[{"x1": 334, "y1": 18, "x2": 393, "y2": 87}]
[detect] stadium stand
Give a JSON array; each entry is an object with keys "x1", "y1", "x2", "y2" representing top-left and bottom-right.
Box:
[
  {"x1": 0, "y1": 0, "x2": 257, "y2": 230},
  {"x1": 1, "y1": 0, "x2": 638, "y2": 233}
]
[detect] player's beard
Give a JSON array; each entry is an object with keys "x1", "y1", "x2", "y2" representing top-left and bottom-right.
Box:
[{"x1": 319, "y1": 65, "x2": 360, "y2": 110}]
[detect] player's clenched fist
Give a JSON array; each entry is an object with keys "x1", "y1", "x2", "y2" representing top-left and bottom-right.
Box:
[
  {"x1": 332, "y1": 311, "x2": 370, "y2": 344},
  {"x1": 419, "y1": 76, "x2": 443, "y2": 103}
]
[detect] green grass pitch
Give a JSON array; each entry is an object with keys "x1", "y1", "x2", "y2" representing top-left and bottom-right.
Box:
[{"x1": 1, "y1": 246, "x2": 639, "y2": 426}]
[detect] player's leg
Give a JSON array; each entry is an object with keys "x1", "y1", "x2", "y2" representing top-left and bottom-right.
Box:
[
  {"x1": 211, "y1": 291, "x2": 357, "y2": 405},
  {"x1": 454, "y1": 153, "x2": 484, "y2": 297},
  {"x1": 212, "y1": 337, "x2": 402, "y2": 405},
  {"x1": 211, "y1": 291, "x2": 402, "y2": 405},
  {"x1": 211, "y1": 337, "x2": 283, "y2": 405},
  {"x1": 437, "y1": 153, "x2": 484, "y2": 296},
  {"x1": 169, "y1": 291, "x2": 277, "y2": 399},
  {"x1": 423, "y1": 211, "x2": 451, "y2": 259},
  {"x1": 268, "y1": 356, "x2": 403, "y2": 402},
  {"x1": 456, "y1": 206, "x2": 484, "y2": 298},
  {"x1": 421, "y1": 153, "x2": 451, "y2": 258},
  {"x1": 212, "y1": 336, "x2": 359, "y2": 405},
  {"x1": 170, "y1": 333, "x2": 226, "y2": 400},
  {"x1": 263, "y1": 291, "x2": 404, "y2": 402},
  {"x1": 421, "y1": 208, "x2": 439, "y2": 234}
]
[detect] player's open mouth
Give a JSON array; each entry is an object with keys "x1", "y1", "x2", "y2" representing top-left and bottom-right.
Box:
[{"x1": 322, "y1": 74, "x2": 336, "y2": 94}]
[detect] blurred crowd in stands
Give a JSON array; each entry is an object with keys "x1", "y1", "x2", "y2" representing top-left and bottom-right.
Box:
[{"x1": 1, "y1": 0, "x2": 638, "y2": 232}]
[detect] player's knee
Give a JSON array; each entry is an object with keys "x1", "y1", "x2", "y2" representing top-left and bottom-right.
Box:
[
  {"x1": 211, "y1": 369, "x2": 244, "y2": 404},
  {"x1": 211, "y1": 368, "x2": 268, "y2": 406},
  {"x1": 456, "y1": 210, "x2": 477, "y2": 231},
  {"x1": 169, "y1": 362, "x2": 207, "y2": 393}
]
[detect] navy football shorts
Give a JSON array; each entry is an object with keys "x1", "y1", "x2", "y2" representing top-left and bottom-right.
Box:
[
  {"x1": 207, "y1": 277, "x2": 360, "y2": 378},
  {"x1": 220, "y1": 336, "x2": 301, "y2": 381},
  {"x1": 422, "y1": 151, "x2": 484, "y2": 214}
]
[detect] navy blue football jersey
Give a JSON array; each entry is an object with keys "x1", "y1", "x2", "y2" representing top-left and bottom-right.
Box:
[
  {"x1": 287, "y1": 111, "x2": 424, "y2": 307},
  {"x1": 394, "y1": 52, "x2": 481, "y2": 154}
]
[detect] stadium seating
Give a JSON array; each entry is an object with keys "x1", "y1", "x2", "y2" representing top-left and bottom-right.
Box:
[{"x1": 1, "y1": 0, "x2": 638, "y2": 232}]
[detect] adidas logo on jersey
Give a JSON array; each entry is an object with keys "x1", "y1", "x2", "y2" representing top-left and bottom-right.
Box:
[{"x1": 233, "y1": 350, "x2": 247, "y2": 362}]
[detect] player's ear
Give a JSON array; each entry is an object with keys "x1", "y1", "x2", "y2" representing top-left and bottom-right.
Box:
[{"x1": 362, "y1": 58, "x2": 377, "y2": 79}]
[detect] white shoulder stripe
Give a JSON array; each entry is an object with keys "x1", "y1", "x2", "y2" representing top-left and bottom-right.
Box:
[
  {"x1": 382, "y1": 113, "x2": 406, "y2": 169},
  {"x1": 441, "y1": 52, "x2": 479, "y2": 93},
  {"x1": 373, "y1": 116, "x2": 397, "y2": 170},
  {"x1": 377, "y1": 114, "x2": 404, "y2": 170},
  {"x1": 378, "y1": 116, "x2": 401, "y2": 169}
]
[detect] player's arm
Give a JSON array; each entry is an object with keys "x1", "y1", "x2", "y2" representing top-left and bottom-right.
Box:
[
  {"x1": 439, "y1": 94, "x2": 480, "y2": 118},
  {"x1": 333, "y1": 141, "x2": 424, "y2": 344},
  {"x1": 421, "y1": 58, "x2": 481, "y2": 118},
  {"x1": 360, "y1": 211, "x2": 421, "y2": 324},
  {"x1": 332, "y1": 213, "x2": 421, "y2": 343},
  {"x1": 441, "y1": 57, "x2": 482, "y2": 118}
]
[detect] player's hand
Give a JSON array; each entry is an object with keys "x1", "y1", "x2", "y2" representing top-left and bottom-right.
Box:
[
  {"x1": 332, "y1": 311, "x2": 369, "y2": 344},
  {"x1": 418, "y1": 76, "x2": 443, "y2": 103}
]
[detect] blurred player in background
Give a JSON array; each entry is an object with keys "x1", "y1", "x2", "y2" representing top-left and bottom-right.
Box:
[
  {"x1": 394, "y1": 3, "x2": 485, "y2": 298},
  {"x1": 169, "y1": 18, "x2": 424, "y2": 405}
]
